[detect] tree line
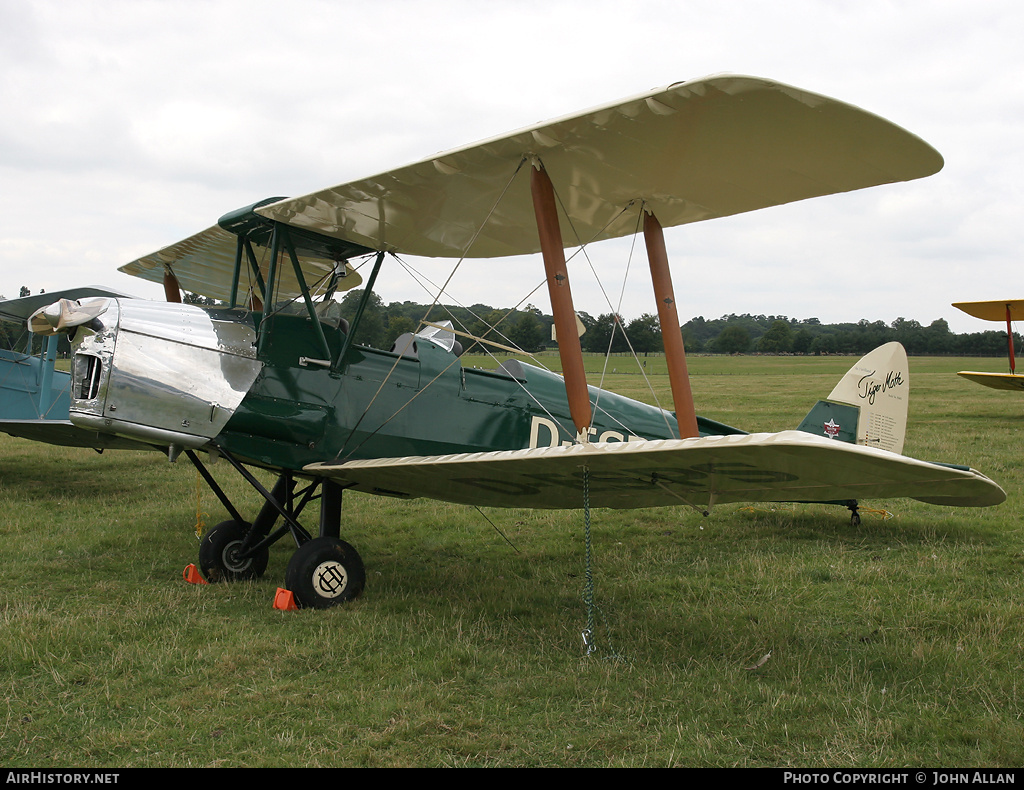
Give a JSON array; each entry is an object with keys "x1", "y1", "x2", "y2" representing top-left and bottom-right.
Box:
[
  {"x1": 335, "y1": 290, "x2": 669, "y2": 355},
  {"x1": 338, "y1": 293, "x2": 1015, "y2": 358},
  {"x1": 680, "y1": 314, "x2": 1014, "y2": 356},
  {"x1": 1, "y1": 286, "x2": 1016, "y2": 358}
]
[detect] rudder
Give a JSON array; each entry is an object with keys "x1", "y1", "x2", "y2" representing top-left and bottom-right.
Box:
[{"x1": 796, "y1": 342, "x2": 909, "y2": 454}]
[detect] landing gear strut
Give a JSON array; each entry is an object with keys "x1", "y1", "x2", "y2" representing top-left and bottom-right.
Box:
[{"x1": 185, "y1": 448, "x2": 364, "y2": 608}]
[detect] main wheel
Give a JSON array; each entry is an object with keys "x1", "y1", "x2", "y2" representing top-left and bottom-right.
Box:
[
  {"x1": 285, "y1": 537, "x2": 365, "y2": 609},
  {"x1": 198, "y1": 520, "x2": 269, "y2": 582}
]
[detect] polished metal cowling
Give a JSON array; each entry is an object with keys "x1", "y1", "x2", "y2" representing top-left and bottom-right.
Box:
[{"x1": 65, "y1": 299, "x2": 262, "y2": 450}]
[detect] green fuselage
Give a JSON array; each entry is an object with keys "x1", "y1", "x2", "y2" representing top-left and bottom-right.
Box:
[{"x1": 217, "y1": 313, "x2": 741, "y2": 472}]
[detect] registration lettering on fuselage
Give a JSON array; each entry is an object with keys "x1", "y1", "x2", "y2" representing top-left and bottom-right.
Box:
[{"x1": 527, "y1": 415, "x2": 645, "y2": 448}]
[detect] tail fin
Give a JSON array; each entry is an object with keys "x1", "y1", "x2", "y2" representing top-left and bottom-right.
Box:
[{"x1": 796, "y1": 342, "x2": 909, "y2": 454}]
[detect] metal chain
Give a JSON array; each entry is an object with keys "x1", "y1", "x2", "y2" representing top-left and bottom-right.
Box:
[
  {"x1": 582, "y1": 465, "x2": 596, "y2": 655},
  {"x1": 580, "y1": 465, "x2": 626, "y2": 662}
]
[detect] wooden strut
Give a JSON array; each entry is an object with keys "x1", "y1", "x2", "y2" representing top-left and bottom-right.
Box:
[
  {"x1": 163, "y1": 268, "x2": 182, "y2": 303},
  {"x1": 643, "y1": 210, "x2": 699, "y2": 439},
  {"x1": 1007, "y1": 304, "x2": 1016, "y2": 374},
  {"x1": 530, "y1": 163, "x2": 592, "y2": 439}
]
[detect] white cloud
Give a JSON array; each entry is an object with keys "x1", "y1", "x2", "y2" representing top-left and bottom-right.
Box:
[{"x1": 1, "y1": 0, "x2": 1022, "y2": 332}]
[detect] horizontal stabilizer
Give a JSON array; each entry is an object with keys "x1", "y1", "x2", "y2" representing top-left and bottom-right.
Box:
[{"x1": 305, "y1": 431, "x2": 1004, "y2": 511}]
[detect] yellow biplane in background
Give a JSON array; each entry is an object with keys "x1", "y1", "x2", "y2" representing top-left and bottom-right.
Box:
[{"x1": 954, "y1": 299, "x2": 1024, "y2": 390}]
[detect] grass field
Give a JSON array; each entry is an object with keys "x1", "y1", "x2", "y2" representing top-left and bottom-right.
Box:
[{"x1": 2, "y1": 353, "x2": 1024, "y2": 767}]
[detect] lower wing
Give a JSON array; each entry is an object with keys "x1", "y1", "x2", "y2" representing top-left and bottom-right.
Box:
[
  {"x1": 0, "y1": 420, "x2": 155, "y2": 451},
  {"x1": 305, "y1": 430, "x2": 1004, "y2": 511}
]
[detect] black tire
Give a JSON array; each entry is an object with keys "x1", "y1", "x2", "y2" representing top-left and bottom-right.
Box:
[
  {"x1": 285, "y1": 537, "x2": 365, "y2": 608},
  {"x1": 198, "y1": 520, "x2": 269, "y2": 582}
]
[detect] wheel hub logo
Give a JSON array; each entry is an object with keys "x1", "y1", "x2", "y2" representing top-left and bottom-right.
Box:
[{"x1": 313, "y1": 561, "x2": 348, "y2": 598}]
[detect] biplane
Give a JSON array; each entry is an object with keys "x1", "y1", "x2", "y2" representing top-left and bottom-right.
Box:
[
  {"x1": 0, "y1": 74, "x2": 1004, "y2": 609},
  {"x1": 953, "y1": 299, "x2": 1024, "y2": 390},
  {"x1": 0, "y1": 287, "x2": 144, "y2": 448},
  {"x1": 0, "y1": 292, "x2": 71, "y2": 425}
]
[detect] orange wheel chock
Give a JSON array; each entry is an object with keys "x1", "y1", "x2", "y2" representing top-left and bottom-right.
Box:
[
  {"x1": 273, "y1": 588, "x2": 299, "y2": 611},
  {"x1": 182, "y1": 564, "x2": 208, "y2": 585}
]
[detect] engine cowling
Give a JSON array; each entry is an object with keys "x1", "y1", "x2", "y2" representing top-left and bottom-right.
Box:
[{"x1": 32, "y1": 298, "x2": 263, "y2": 450}]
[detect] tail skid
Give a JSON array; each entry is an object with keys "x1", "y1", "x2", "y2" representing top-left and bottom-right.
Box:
[{"x1": 797, "y1": 342, "x2": 909, "y2": 455}]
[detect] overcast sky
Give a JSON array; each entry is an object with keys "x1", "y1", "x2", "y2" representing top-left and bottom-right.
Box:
[{"x1": 2, "y1": 0, "x2": 1021, "y2": 334}]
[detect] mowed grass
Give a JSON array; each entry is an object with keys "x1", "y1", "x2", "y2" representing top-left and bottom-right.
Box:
[{"x1": 3, "y1": 354, "x2": 1024, "y2": 767}]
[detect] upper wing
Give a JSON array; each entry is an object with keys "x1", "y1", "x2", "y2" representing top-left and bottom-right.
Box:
[
  {"x1": 305, "y1": 430, "x2": 1004, "y2": 510},
  {"x1": 255, "y1": 74, "x2": 944, "y2": 259},
  {"x1": 953, "y1": 300, "x2": 1024, "y2": 322},
  {"x1": 0, "y1": 287, "x2": 132, "y2": 325},
  {"x1": 117, "y1": 224, "x2": 363, "y2": 304}
]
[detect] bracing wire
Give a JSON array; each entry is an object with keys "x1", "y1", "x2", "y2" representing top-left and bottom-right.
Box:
[
  {"x1": 333, "y1": 157, "x2": 533, "y2": 460},
  {"x1": 547, "y1": 190, "x2": 676, "y2": 438},
  {"x1": 389, "y1": 251, "x2": 658, "y2": 447}
]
